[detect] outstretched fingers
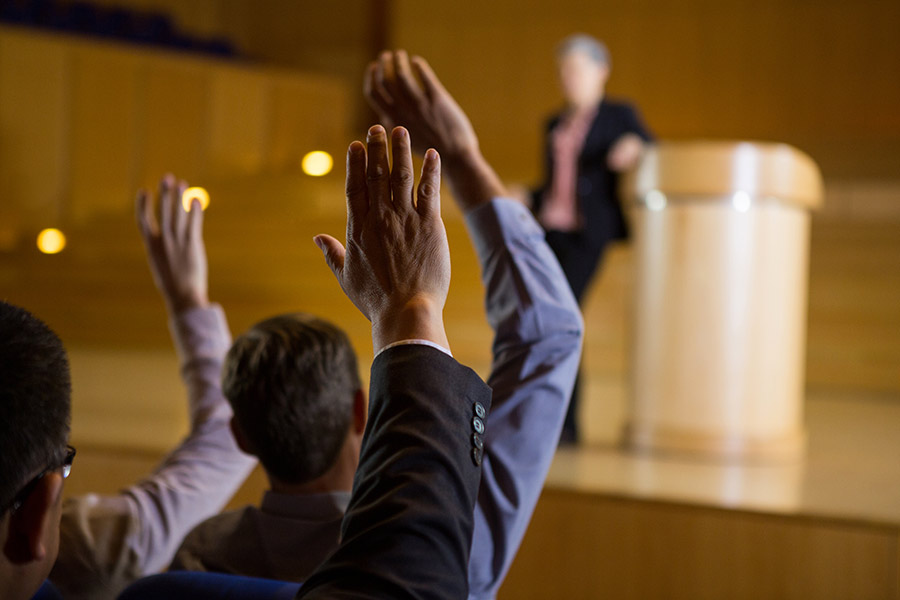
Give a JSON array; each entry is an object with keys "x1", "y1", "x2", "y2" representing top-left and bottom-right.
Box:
[
  {"x1": 345, "y1": 140, "x2": 369, "y2": 234},
  {"x1": 416, "y1": 149, "x2": 441, "y2": 217},
  {"x1": 314, "y1": 234, "x2": 347, "y2": 282},
  {"x1": 391, "y1": 49, "x2": 426, "y2": 108},
  {"x1": 410, "y1": 55, "x2": 443, "y2": 100},
  {"x1": 173, "y1": 179, "x2": 189, "y2": 242},
  {"x1": 390, "y1": 127, "x2": 415, "y2": 212},
  {"x1": 186, "y1": 196, "x2": 204, "y2": 244},
  {"x1": 136, "y1": 189, "x2": 158, "y2": 240},
  {"x1": 158, "y1": 174, "x2": 176, "y2": 240},
  {"x1": 366, "y1": 125, "x2": 392, "y2": 214},
  {"x1": 364, "y1": 55, "x2": 397, "y2": 127}
]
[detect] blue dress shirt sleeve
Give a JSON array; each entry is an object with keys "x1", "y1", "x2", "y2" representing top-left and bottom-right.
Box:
[{"x1": 464, "y1": 199, "x2": 584, "y2": 599}]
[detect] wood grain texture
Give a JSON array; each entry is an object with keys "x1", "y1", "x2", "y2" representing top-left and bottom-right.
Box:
[{"x1": 500, "y1": 489, "x2": 900, "y2": 600}]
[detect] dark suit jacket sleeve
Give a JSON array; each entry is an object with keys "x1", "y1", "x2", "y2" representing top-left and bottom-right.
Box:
[
  {"x1": 295, "y1": 344, "x2": 492, "y2": 600},
  {"x1": 619, "y1": 102, "x2": 654, "y2": 142}
]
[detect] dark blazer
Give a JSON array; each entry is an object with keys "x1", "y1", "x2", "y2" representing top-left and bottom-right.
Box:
[
  {"x1": 532, "y1": 99, "x2": 653, "y2": 249},
  {"x1": 296, "y1": 344, "x2": 492, "y2": 600}
]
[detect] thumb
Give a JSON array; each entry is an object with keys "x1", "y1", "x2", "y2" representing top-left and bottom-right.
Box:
[{"x1": 314, "y1": 235, "x2": 346, "y2": 280}]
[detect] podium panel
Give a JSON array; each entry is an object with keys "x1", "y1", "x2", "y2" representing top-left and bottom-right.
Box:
[{"x1": 624, "y1": 142, "x2": 823, "y2": 461}]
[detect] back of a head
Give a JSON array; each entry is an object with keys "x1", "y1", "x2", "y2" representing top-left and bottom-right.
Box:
[
  {"x1": 0, "y1": 301, "x2": 72, "y2": 515},
  {"x1": 222, "y1": 313, "x2": 361, "y2": 485}
]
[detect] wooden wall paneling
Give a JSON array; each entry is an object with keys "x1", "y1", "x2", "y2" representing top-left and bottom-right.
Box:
[
  {"x1": 266, "y1": 72, "x2": 348, "y2": 175},
  {"x1": 0, "y1": 29, "x2": 70, "y2": 236},
  {"x1": 500, "y1": 489, "x2": 900, "y2": 600},
  {"x1": 67, "y1": 44, "x2": 141, "y2": 222},
  {"x1": 68, "y1": 347, "x2": 187, "y2": 454},
  {"x1": 207, "y1": 66, "x2": 269, "y2": 178},
  {"x1": 139, "y1": 55, "x2": 211, "y2": 190},
  {"x1": 390, "y1": 0, "x2": 900, "y2": 180}
]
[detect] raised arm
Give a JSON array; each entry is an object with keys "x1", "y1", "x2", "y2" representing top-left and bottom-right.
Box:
[
  {"x1": 51, "y1": 176, "x2": 256, "y2": 600},
  {"x1": 366, "y1": 51, "x2": 584, "y2": 599},
  {"x1": 300, "y1": 126, "x2": 491, "y2": 599}
]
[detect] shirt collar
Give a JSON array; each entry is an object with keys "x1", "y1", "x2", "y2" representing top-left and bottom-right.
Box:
[{"x1": 261, "y1": 489, "x2": 351, "y2": 520}]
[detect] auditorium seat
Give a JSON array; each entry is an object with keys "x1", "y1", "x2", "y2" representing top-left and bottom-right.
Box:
[
  {"x1": 117, "y1": 572, "x2": 301, "y2": 600},
  {"x1": 32, "y1": 580, "x2": 63, "y2": 600}
]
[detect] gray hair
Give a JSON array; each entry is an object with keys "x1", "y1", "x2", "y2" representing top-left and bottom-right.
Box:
[{"x1": 557, "y1": 34, "x2": 610, "y2": 68}]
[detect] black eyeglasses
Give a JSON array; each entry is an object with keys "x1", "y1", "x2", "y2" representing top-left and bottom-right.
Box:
[{"x1": 2, "y1": 445, "x2": 76, "y2": 515}]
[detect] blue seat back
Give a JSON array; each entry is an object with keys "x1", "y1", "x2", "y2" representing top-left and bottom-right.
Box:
[
  {"x1": 32, "y1": 580, "x2": 63, "y2": 600},
  {"x1": 117, "y1": 572, "x2": 302, "y2": 600}
]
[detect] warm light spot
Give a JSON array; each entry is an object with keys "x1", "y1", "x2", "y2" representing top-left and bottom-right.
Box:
[
  {"x1": 732, "y1": 190, "x2": 752, "y2": 213},
  {"x1": 182, "y1": 187, "x2": 210, "y2": 212},
  {"x1": 645, "y1": 189, "x2": 667, "y2": 212},
  {"x1": 37, "y1": 228, "x2": 66, "y2": 254},
  {"x1": 302, "y1": 151, "x2": 334, "y2": 177}
]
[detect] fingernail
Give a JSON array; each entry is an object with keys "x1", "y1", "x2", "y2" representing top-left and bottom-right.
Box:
[
  {"x1": 368, "y1": 125, "x2": 384, "y2": 138},
  {"x1": 313, "y1": 236, "x2": 324, "y2": 251}
]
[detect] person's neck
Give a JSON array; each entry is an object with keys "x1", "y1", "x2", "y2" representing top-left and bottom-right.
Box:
[
  {"x1": 569, "y1": 94, "x2": 603, "y2": 115},
  {"x1": 268, "y1": 435, "x2": 360, "y2": 496}
]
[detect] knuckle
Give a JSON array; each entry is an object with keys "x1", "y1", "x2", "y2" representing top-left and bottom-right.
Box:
[
  {"x1": 366, "y1": 164, "x2": 388, "y2": 183},
  {"x1": 346, "y1": 181, "x2": 366, "y2": 197},
  {"x1": 391, "y1": 168, "x2": 414, "y2": 188},
  {"x1": 418, "y1": 181, "x2": 438, "y2": 199}
]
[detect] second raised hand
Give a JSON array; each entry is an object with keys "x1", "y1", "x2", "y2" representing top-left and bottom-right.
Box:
[
  {"x1": 364, "y1": 50, "x2": 508, "y2": 213},
  {"x1": 136, "y1": 174, "x2": 209, "y2": 314},
  {"x1": 314, "y1": 125, "x2": 451, "y2": 354}
]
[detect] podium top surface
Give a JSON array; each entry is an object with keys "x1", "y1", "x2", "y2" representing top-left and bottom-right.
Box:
[{"x1": 627, "y1": 141, "x2": 824, "y2": 210}]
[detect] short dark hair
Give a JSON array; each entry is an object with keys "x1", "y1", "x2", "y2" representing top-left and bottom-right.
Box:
[
  {"x1": 222, "y1": 313, "x2": 361, "y2": 484},
  {"x1": 0, "y1": 301, "x2": 72, "y2": 513}
]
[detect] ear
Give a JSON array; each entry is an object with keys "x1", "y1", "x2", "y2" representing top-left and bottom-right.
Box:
[
  {"x1": 352, "y1": 388, "x2": 367, "y2": 434},
  {"x1": 229, "y1": 416, "x2": 256, "y2": 457},
  {"x1": 4, "y1": 473, "x2": 63, "y2": 565}
]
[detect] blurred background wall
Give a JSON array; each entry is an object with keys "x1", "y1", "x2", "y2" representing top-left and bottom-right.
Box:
[
  {"x1": 52, "y1": 0, "x2": 900, "y2": 184},
  {"x1": 1, "y1": 0, "x2": 897, "y2": 492}
]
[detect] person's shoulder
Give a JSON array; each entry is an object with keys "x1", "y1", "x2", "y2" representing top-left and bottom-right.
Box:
[
  {"x1": 602, "y1": 98, "x2": 641, "y2": 115},
  {"x1": 180, "y1": 505, "x2": 256, "y2": 549}
]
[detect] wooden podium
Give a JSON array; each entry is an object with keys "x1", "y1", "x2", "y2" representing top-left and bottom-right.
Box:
[{"x1": 623, "y1": 142, "x2": 823, "y2": 461}]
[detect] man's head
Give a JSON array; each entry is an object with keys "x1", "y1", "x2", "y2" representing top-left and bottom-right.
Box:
[
  {"x1": 0, "y1": 301, "x2": 72, "y2": 599},
  {"x1": 557, "y1": 34, "x2": 610, "y2": 108},
  {"x1": 223, "y1": 313, "x2": 364, "y2": 489}
]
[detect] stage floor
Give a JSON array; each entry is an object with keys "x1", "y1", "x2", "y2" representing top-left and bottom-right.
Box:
[
  {"x1": 500, "y1": 388, "x2": 900, "y2": 599},
  {"x1": 549, "y1": 388, "x2": 900, "y2": 529},
  {"x1": 65, "y1": 348, "x2": 899, "y2": 530}
]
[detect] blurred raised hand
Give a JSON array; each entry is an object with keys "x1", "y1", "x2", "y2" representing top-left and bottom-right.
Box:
[
  {"x1": 315, "y1": 125, "x2": 450, "y2": 354},
  {"x1": 364, "y1": 50, "x2": 478, "y2": 161},
  {"x1": 364, "y1": 50, "x2": 506, "y2": 212},
  {"x1": 136, "y1": 174, "x2": 209, "y2": 313}
]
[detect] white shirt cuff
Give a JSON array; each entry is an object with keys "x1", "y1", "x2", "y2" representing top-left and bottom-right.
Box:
[{"x1": 374, "y1": 339, "x2": 453, "y2": 360}]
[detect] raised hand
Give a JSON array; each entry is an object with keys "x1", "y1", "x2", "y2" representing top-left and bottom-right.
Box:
[
  {"x1": 314, "y1": 125, "x2": 451, "y2": 353},
  {"x1": 364, "y1": 50, "x2": 479, "y2": 162},
  {"x1": 136, "y1": 174, "x2": 209, "y2": 313},
  {"x1": 364, "y1": 50, "x2": 506, "y2": 213}
]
